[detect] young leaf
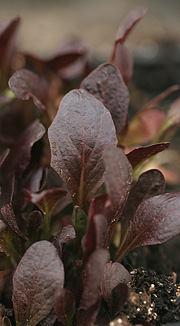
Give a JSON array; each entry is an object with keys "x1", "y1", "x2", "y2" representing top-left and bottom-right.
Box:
[
  {"x1": 117, "y1": 193, "x2": 180, "y2": 261},
  {"x1": 114, "y1": 6, "x2": 148, "y2": 45},
  {"x1": 0, "y1": 220, "x2": 21, "y2": 258},
  {"x1": 126, "y1": 169, "x2": 165, "y2": 213},
  {"x1": 110, "y1": 283, "x2": 130, "y2": 317},
  {"x1": 81, "y1": 63, "x2": 130, "y2": 135},
  {"x1": 48, "y1": 89, "x2": 117, "y2": 211},
  {"x1": 23, "y1": 188, "x2": 67, "y2": 216},
  {"x1": 113, "y1": 44, "x2": 133, "y2": 85},
  {"x1": 8, "y1": 69, "x2": 46, "y2": 111},
  {"x1": 126, "y1": 143, "x2": 170, "y2": 169},
  {"x1": 12, "y1": 240, "x2": 64, "y2": 326},
  {"x1": 54, "y1": 288, "x2": 76, "y2": 325},
  {"x1": 100, "y1": 262, "x2": 131, "y2": 302},
  {"x1": 124, "y1": 108, "x2": 165, "y2": 146},
  {"x1": 120, "y1": 169, "x2": 165, "y2": 246}
]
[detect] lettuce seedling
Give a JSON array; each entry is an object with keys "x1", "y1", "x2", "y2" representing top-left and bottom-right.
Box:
[{"x1": 1, "y1": 5, "x2": 180, "y2": 326}]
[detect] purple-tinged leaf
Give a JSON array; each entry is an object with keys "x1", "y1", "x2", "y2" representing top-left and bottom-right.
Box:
[
  {"x1": 114, "y1": 6, "x2": 148, "y2": 45},
  {"x1": 54, "y1": 288, "x2": 76, "y2": 324},
  {"x1": 121, "y1": 169, "x2": 165, "y2": 245},
  {"x1": 78, "y1": 249, "x2": 109, "y2": 326},
  {"x1": 114, "y1": 44, "x2": 133, "y2": 85},
  {"x1": 100, "y1": 262, "x2": 131, "y2": 302},
  {"x1": 8, "y1": 69, "x2": 46, "y2": 111},
  {"x1": 0, "y1": 120, "x2": 45, "y2": 218},
  {"x1": 124, "y1": 108, "x2": 165, "y2": 146},
  {"x1": 1, "y1": 119, "x2": 45, "y2": 177},
  {"x1": 103, "y1": 146, "x2": 132, "y2": 221},
  {"x1": 1, "y1": 204, "x2": 27, "y2": 240},
  {"x1": 23, "y1": 187, "x2": 67, "y2": 216},
  {"x1": 141, "y1": 85, "x2": 180, "y2": 111},
  {"x1": 124, "y1": 169, "x2": 165, "y2": 219},
  {"x1": 48, "y1": 89, "x2": 117, "y2": 211},
  {"x1": 117, "y1": 193, "x2": 180, "y2": 261},
  {"x1": 88, "y1": 194, "x2": 112, "y2": 221},
  {"x1": 80, "y1": 249, "x2": 109, "y2": 310},
  {"x1": 13, "y1": 240, "x2": 64, "y2": 326},
  {"x1": 0, "y1": 16, "x2": 20, "y2": 88},
  {"x1": 126, "y1": 143, "x2": 170, "y2": 169},
  {"x1": 81, "y1": 63, "x2": 130, "y2": 135},
  {"x1": 82, "y1": 214, "x2": 108, "y2": 261}
]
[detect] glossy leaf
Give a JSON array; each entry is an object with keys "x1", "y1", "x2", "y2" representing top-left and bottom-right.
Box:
[
  {"x1": 103, "y1": 146, "x2": 132, "y2": 221},
  {"x1": 13, "y1": 240, "x2": 64, "y2": 326},
  {"x1": 81, "y1": 63, "x2": 130, "y2": 135},
  {"x1": 124, "y1": 108, "x2": 165, "y2": 146},
  {"x1": 48, "y1": 89, "x2": 117, "y2": 211},
  {"x1": 117, "y1": 193, "x2": 180, "y2": 261},
  {"x1": 23, "y1": 188, "x2": 67, "y2": 216},
  {"x1": 8, "y1": 69, "x2": 46, "y2": 111},
  {"x1": 126, "y1": 143, "x2": 170, "y2": 169},
  {"x1": 54, "y1": 288, "x2": 76, "y2": 324},
  {"x1": 100, "y1": 262, "x2": 131, "y2": 302}
]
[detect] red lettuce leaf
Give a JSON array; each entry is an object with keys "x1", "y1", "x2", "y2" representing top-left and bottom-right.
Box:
[
  {"x1": 54, "y1": 288, "x2": 75, "y2": 324},
  {"x1": 0, "y1": 16, "x2": 20, "y2": 88},
  {"x1": 124, "y1": 108, "x2": 166, "y2": 146},
  {"x1": 110, "y1": 283, "x2": 130, "y2": 317},
  {"x1": 77, "y1": 249, "x2": 109, "y2": 326},
  {"x1": 82, "y1": 214, "x2": 108, "y2": 261},
  {"x1": 81, "y1": 63, "x2": 130, "y2": 135},
  {"x1": 48, "y1": 89, "x2": 117, "y2": 211},
  {"x1": 1, "y1": 203, "x2": 27, "y2": 240},
  {"x1": 0, "y1": 120, "x2": 45, "y2": 221},
  {"x1": 8, "y1": 69, "x2": 47, "y2": 111},
  {"x1": 100, "y1": 262, "x2": 131, "y2": 302},
  {"x1": 114, "y1": 6, "x2": 148, "y2": 45},
  {"x1": 121, "y1": 169, "x2": 165, "y2": 246},
  {"x1": 103, "y1": 146, "x2": 132, "y2": 221},
  {"x1": 12, "y1": 240, "x2": 64, "y2": 326},
  {"x1": 23, "y1": 187, "x2": 67, "y2": 216},
  {"x1": 117, "y1": 193, "x2": 180, "y2": 261},
  {"x1": 141, "y1": 85, "x2": 180, "y2": 111},
  {"x1": 27, "y1": 210, "x2": 43, "y2": 241},
  {"x1": 126, "y1": 142, "x2": 170, "y2": 169},
  {"x1": 113, "y1": 44, "x2": 133, "y2": 85},
  {"x1": 81, "y1": 249, "x2": 109, "y2": 309}
]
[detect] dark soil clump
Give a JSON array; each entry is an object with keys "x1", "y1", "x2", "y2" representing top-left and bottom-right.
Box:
[{"x1": 122, "y1": 267, "x2": 180, "y2": 325}]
